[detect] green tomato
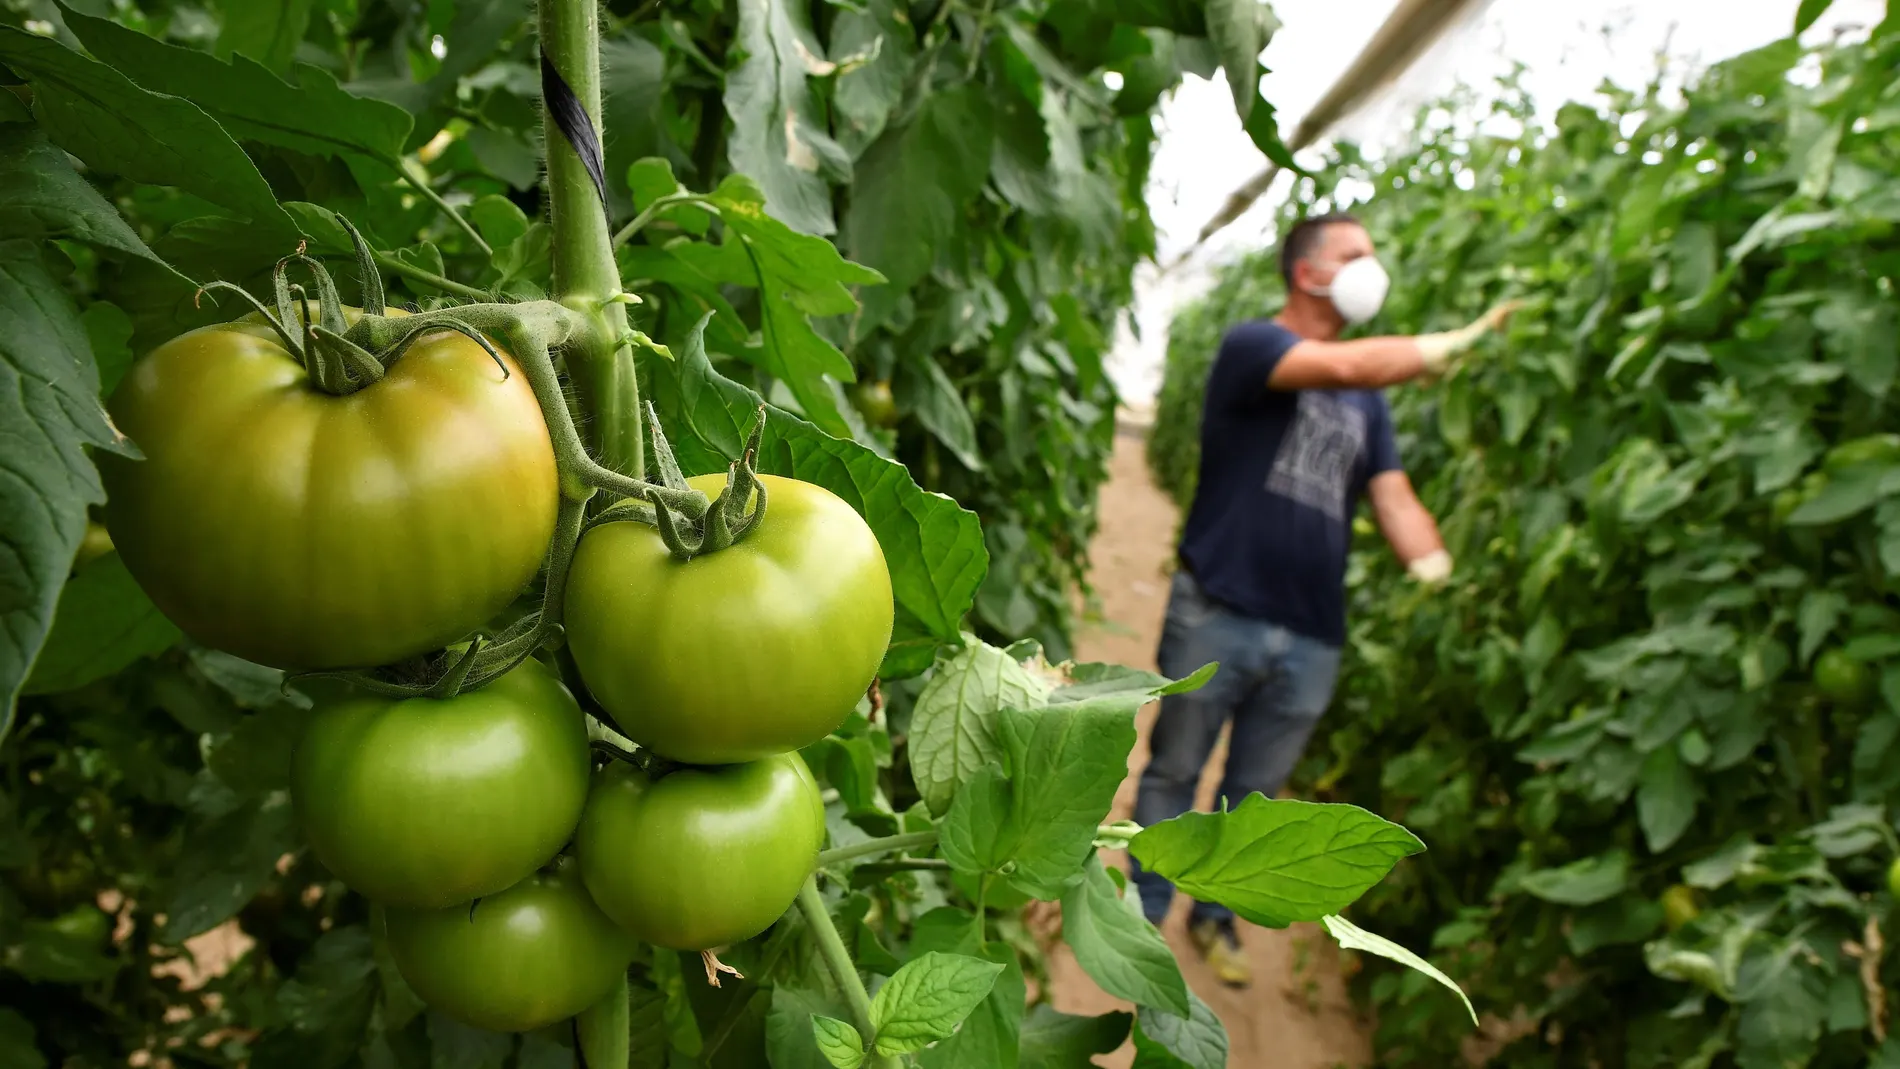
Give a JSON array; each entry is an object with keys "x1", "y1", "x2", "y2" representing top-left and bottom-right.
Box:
[
  {"x1": 851, "y1": 380, "x2": 899, "y2": 427},
  {"x1": 386, "y1": 857, "x2": 636, "y2": 1033},
  {"x1": 575, "y1": 753, "x2": 824, "y2": 950},
  {"x1": 566, "y1": 473, "x2": 893, "y2": 764},
  {"x1": 1813, "y1": 648, "x2": 1873, "y2": 706},
  {"x1": 1888, "y1": 857, "x2": 1900, "y2": 899},
  {"x1": 291, "y1": 660, "x2": 590, "y2": 909},
  {"x1": 99, "y1": 308, "x2": 559, "y2": 671},
  {"x1": 1660, "y1": 884, "x2": 1699, "y2": 931}
]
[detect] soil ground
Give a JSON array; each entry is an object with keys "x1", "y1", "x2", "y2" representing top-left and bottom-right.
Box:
[{"x1": 1040, "y1": 413, "x2": 1374, "y2": 1069}]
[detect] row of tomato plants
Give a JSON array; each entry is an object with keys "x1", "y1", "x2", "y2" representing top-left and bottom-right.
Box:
[{"x1": 1153, "y1": 8, "x2": 1900, "y2": 1066}]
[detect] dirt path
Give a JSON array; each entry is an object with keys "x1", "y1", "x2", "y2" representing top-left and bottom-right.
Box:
[{"x1": 1042, "y1": 412, "x2": 1372, "y2": 1069}]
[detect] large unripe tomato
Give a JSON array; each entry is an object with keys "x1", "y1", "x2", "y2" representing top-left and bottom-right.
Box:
[
  {"x1": 291, "y1": 659, "x2": 590, "y2": 909},
  {"x1": 1813, "y1": 648, "x2": 1873, "y2": 706},
  {"x1": 565, "y1": 473, "x2": 893, "y2": 764},
  {"x1": 851, "y1": 380, "x2": 899, "y2": 427},
  {"x1": 99, "y1": 309, "x2": 558, "y2": 670},
  {"x1": 385, "y1": 857, "x2": 635, "y2": 1033},
  {"x1": 574, "y1": 753, "x2": 824, "y2": 950}
]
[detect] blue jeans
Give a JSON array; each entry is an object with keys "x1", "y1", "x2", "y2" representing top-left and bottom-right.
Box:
[{"x1": 1131, "y1": 569, "x2": 1343, "y2": 926}]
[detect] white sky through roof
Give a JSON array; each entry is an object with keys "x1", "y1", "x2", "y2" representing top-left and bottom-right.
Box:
[{"x1": 1108, "y1": 0, "x2": 1889, "y2": 406}]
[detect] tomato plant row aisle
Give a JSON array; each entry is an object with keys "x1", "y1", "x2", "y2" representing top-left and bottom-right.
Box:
[
  {"x1": 1153, "y1": 5, "x2": 1900, "y2": 1066},
  {"x1": 0, "y1": 1, "x2": 1463, "y2": 1067}
]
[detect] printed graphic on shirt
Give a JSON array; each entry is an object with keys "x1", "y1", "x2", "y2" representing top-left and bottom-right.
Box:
[{"x1": 1264, "y1": 392, "x2": 1367, "y2": 521}]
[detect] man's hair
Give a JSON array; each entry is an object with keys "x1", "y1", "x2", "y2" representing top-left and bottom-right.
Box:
[{"x1": 1278, "y1": 212, "x2": 1362, "y2": 288}]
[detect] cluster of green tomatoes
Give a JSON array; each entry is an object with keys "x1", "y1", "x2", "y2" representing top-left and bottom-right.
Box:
[{"x1": 97, "y1": 297, "x2": 895, "y2": 1032}]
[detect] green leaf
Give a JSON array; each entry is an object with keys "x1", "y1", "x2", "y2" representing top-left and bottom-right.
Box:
[
  {"x1": 1204, "y1": 0, "x2": 1274, "y2": 123},
  {"x1": 0, "y1": 26, "x2": 294, "y2": 234},
  {"x1": 909, "y1": 639, "x2": 1053, "y2": 816},
  {"x1": 250, "y1": 926, "x2": 379, "y2": 1066},
  {"x1": 812, "y1": 1016, "x2": 866, "y2": 1069},
  {"x1": 917, "y1": 944, "x2": 1024, "y2": 1069},
  {"x1": 1321, "y1": 914, "x2": 1477, "y2": 1026},
  {"x1": 161, "y1": 791, "x2": 299, "y2": 942},
  {"x1": 845, "y1": 86, "x2": 995, "y2": 299},
  {"x1": 1787, "y1": 463, "x2": 1897, "y2": 525},
  {"x1": 941, "y1": 699, "x2": 1141, "y2": 899},
  {"x1": 1794, "y1": 0, "x2": 1835, "y2": 33},
  {"x1": 1129, "y1": 993, "x2": 1226, "y2": 1069},
  {"x1": 215, "y1": 0, "x2": 313, "y2": 72},
  {"x1": 0, "y1": 240, "x2": 137, "y2": 739},
  {"x1": 1058, "y1": 855, "x2": 1190, "y2": 1016},
  {"x1": 768, "y1": 986, "x2": 853, "y2": 1069},
  {"x1": 0, "y1": 1009, "x2": 46, "y2": 1069},
  {"x1": 81, "y1": 301, "x2": 135, "y2": 398},
  {"x1": 1519, "y1": 850, "x2": 1631, "y2": 906},
  {"x1": 706, "y1": 175, "x2": 885, "y2": 436},
  {"x1": 868, "y1": 951, "x2": 1006, "y2": 1055},
  {"x1": 724, "y1": 0, "x2": 848, "y2": 235},
  {"x1": 64, "y1": 8, "x2": 413, "y2": 166},
  {"x1": 1127, "y1": 796, "x2": 1424, "y2": 927},
  {"x1": 3, "y1": 907, "x2": 122, "y2": 983},
  {"x1": 895, "y1": 354, "x2": 985, "y2": 471},
  {"x1": 647, "y1": 313, "x2": 986, "y2": 678},
  {"x1": 1018, "y1": 1005, "x2": 1132, "y2": 1069},
  {"x1": 831, "y1": 0, "x2": 914, "y2": 154},
  {"x1": 1637, "y1": 746, "x2": 1698, "y2": 853},
  {"x1": 22, "y1": 552, "x2": 181, "y2": 695},
  {"x1": 0, "y1": 123, "x2": 175, "y2": 273},
  {"x1": 1051, "y1": 661, "x2": 1217, "y2": 704},
  {"x1": 428, "y1": 1012, "x2": 513, "y2": 1069}
]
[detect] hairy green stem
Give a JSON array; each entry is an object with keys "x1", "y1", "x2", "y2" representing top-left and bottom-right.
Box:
[
  {"x1": 816, "y1": 831, "x2": 939, "y2": 867},
  {"x1": 539, "y1": 0, "x2": 643, "y2": 480},
  {"x1": 610, "y1": 192, "x2": 721, "y2": 248},
  {"x1": 397, "y1": 159, "x2": 493, "y2": 256},
  {"x1": 796, "y1": 878, "x2": 901, "y2": 1069},
  {"x1": 371, "y1": 251, "x2": 491, "y2": 301}
]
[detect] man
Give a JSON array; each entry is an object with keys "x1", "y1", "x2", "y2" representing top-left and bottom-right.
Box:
[{"x1": 1130, "y1": 212, "x2": 1519, "y2": 986}]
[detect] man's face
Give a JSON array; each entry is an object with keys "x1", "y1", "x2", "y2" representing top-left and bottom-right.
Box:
[{"x1": 1297, "y1": 222, "x2": 1377, "y2": 294}]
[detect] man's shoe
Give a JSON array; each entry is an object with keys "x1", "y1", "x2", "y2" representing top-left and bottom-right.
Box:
[{"x1": 1189, "y1": 919, "x2": 1252, "y2": 988}]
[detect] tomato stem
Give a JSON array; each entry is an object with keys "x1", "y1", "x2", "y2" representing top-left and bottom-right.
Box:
[
  {"x1": 796, "y1": 877, "x2": 900, "y2": 1069},
  {"x1": 816, "y1": 831, "x2": 941, "y2": 868},
  {"x1": 538, "y1": 0, "x2": 645, "y2": 481}
]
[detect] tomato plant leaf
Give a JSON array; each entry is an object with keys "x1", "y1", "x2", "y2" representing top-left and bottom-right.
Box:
[
  {"x1": 1795, "y1": 0, "x2": 1837, "y2": 33},
  {"x1": 811, "y1": 1016, "x2": 866, "y2": 1069},
  {"x1": 916, "y1": 944, "x2": 1025, "y2": 1069},
  {"x1": 909, "y1": 639, "x2": 1054, "y2": 816},
  {"x1": 160, "y1": 791, "x2": 299, "y2": 942},
  {"x1": 831, "y1": 0, "x2": 914, "y2": 154},
  {"x1": 1637, "y1": 746, "x2": 1699, "y2": 853},
  {"x1": 995, "y1": 699, "x2": 1141, "y2": 898},
  {"x1": 1129, "y1": 993, "x2": 1226, "y2": 1069},
  {"x1": 844, "y1": 85, "x2": 996, "y2": 306},
  {"x1": 1127, "y1": 796, "x2": 1424, "y2": 928},
  {"x1": 427, "y1": 1012, "x2": 514, "y2": 1069},
  {"x1": 867, "y1": 951, "x2": 1006, "y2": 1055},
  {"x1": 0, "y1": 27, "x2": 295, "y2": 235},
  {"x1": 768, "y1": 986, "x2": 853, "y2": 1069},
  {"x1": 213, "y1": 0, "x2": 313, "y2": 72},
  {"x1": 1203, "y1": 0, "x2": 1275, "y2": 124},
  {"x1": 1018, "y1": 1004, "x2": 1132, "y2": 1069},
  {"x1": 1057, "y1": 855, "x2": 1190, "y2": 1016},
  {"x1": 1321, "y1": 914, "x2": 1478, "y2": 1026},
  {"x1": 1518, "y1": 851, "x2": 1632, "y2": 906},
  {"x1": 0, "y1": 1010, "x2": 45, "y2": 1069},
  {"x1": 22, "y1": 552, "x2": 180, "y2": 697},
  {"x1": 63, "y1": 7, "x2": 414, "y2": 167},
  {"x1": 724, "y1": 0, "x2": 847, "y2": 236},
  {"x1": 894, "y1": 353, "x2": 985, "y2": 472},
  {"x1": 0, "y1": 124, "x2": 176, "y2": 273},
  {"x1": 648, "y1": 312, "x2": 987, "y2": 678},
  {"x1": 0, "y1": 240, "x2": 139, "y2": 739}
]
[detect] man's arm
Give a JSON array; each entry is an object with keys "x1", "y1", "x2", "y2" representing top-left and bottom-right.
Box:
[
  {"x1": 1367, "y1": 471, "x2": 1451, "y2": 582},
  {"x1": 1269, "y1": 336, "x2": 1430, "y2": 390},
  {"x1": 1267, "y1": 299, "x2": 1527, "y2": 391}
]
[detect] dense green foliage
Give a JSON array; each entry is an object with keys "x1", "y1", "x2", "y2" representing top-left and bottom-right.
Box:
[
  {"x1": 1153, "y1": 15, "x2": 1900, "y2": 1067},
  {"x1": 0, "y1": 1, "x2": 1464, "y2": 1067}
]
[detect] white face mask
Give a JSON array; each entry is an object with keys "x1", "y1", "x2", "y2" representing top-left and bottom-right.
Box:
[{"x1": 1304, "y1": 256, "x2": 1390, "y2": 325}]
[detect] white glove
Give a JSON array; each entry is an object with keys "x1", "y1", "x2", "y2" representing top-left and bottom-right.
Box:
[
  {"x1": 1407, "y1": 549, "x2": 1453, "y2": 585},
  {"x1": 1416, "y1": 299, "x2": 1525, "y2": 375}
]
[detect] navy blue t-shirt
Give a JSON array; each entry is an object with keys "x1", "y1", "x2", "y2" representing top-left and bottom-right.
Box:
[{"x1": 1177, "y1": 319, "x2": 1402, "y2": 646}]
